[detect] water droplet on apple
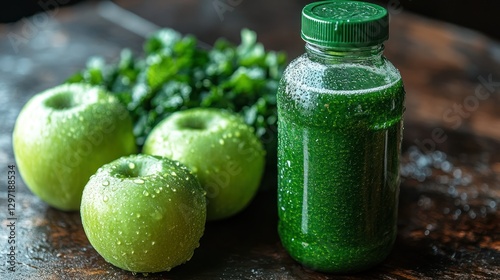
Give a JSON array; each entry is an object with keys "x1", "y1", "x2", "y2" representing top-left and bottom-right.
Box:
[
  {"x1": 143, "y1": 190, "x2": 149, "y2": 196},
  {"x1": 155, "y1": 188, "x2": 160, "y2": 194},
  {"x1": 171, "y1": 171, "x2": 177, "y2": 176},
  {"x1": 102, "y1": 180, "x2": 110, "y2": 186},
  {"x1": 131, "y1": 250, "x2": 135, "y2": 254},
  {"x1": 136, "y1": 213, "x2": 141, "y2": 218},
  {"x1": 134, "y1": 179, "x2": 145, "y2": 184},
  {"x1": 219, "y1": 139, "x2": 225, "y2": 145},
  {"x1": 128, "y1": 162, "x2": 135, "y2": 169},
  {"x1": 144, "y1": 250, "x2": 148, "y2": 254},
  {"x1": 103, "y1": 196, "x2": 109, "y2": 202},
  {"x1": 116, "y1": 240, "x2": 121, "y2": 245},
  {"x1": 172, "y1": 188, "x2": 177, "y2": 192},
  {"x1": 165, "y1": 267, "x2": 172, "y2": 272},
  {"x1": 118, "y1": 231, "x2": 123, "y2": 235},
  {"x1": 151, "y1": 241, "x2": 156, "y2": 246},
  {"x1": 151, "y1": 210, "x2": 163, "y2": 220},
  {"x1": 186, "y1": 251, "x2": 194, "y2": 261}
]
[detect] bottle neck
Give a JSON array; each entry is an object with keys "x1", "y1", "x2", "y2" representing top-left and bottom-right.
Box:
[{"x1": 305, "y1": 43, "x2": 384, "y2": 63}]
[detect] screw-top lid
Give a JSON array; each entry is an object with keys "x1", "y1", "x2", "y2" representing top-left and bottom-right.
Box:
[{"x1": 302, "y1": 1, "x2": 389, "y2": 48}]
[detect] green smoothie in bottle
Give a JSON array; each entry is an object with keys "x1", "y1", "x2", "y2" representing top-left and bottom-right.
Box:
[{"x1": 277, "y1": 1, "x2": 405, "y2": 273}]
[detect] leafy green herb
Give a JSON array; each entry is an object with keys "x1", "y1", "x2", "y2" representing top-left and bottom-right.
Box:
[{"x1": 67, "y1": 29, "x2": 286, "y2": 160}]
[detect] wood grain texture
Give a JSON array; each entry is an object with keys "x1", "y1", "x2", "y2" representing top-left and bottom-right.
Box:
[{"x1": 0, "y1": 1, "x2": 499, "y2": 279}]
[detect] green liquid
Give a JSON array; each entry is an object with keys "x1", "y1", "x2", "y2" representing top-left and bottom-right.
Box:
[{"x1": 277, "y1": 56, "x2": 405, "y2": 273}]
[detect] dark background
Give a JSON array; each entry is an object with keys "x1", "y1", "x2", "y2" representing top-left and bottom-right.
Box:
[{"x1": 1, "y1": 0, "x2": 499, "y2": 40}]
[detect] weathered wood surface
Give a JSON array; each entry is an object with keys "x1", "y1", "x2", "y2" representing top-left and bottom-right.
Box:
[{"x1": 0, "y1": 1, "x2": 499, "y2": 279}]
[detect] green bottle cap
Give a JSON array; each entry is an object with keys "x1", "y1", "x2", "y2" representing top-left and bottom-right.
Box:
[{"x1": 302, "y1": 1, "x2": 389, "y2": 47}]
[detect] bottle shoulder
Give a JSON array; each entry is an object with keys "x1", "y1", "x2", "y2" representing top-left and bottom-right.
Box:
[{"x1": 281, "y1": 53, "x2": 402, "y2": 92}]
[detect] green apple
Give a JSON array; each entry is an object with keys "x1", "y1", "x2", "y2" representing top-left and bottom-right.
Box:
[
  {"x1": 81, "y1": 154, "x2": 206, "y2": 273},
  {"x1": 13, "y1": 83, "x2": 136, "y2": 211},
  {"x1": 143, "y1": 108, "x2": 265, "y2": 221}
]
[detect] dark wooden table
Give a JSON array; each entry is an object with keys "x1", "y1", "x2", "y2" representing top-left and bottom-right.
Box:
[{"x1": 1, "y1": 1, "x2": 499, "y2": 279}]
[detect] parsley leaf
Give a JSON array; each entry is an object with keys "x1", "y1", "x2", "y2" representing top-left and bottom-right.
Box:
[{"x1": 66, "y1": 28, "x2": 286, "y2": 163}]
